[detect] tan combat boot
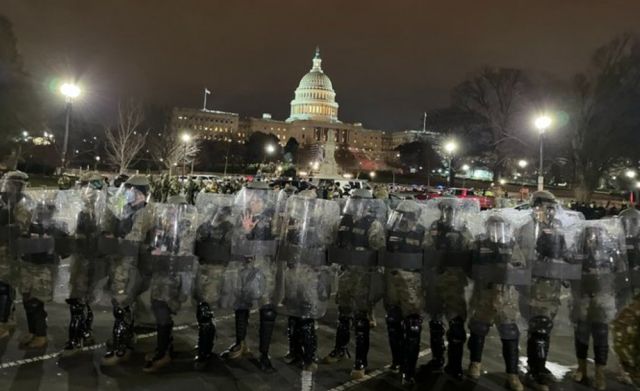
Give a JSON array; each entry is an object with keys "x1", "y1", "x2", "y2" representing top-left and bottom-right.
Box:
[
  {"x1": 101, "y1": 349, "x2": 132, "y2": 366},
  {"x1": 18, "y1": 333, "x2": 35, "y2": 348},
  {"x1": 594, "y1": 365, "x2": 607, "y2": 390},
  {"x1": 351, "y1": 368, "x2": 365, "y2": 380},
  {"x1": 506, "y1": 374, "x2": 524, "y2": 391},
  {"x1": 468, "y1": 361, "x2": 482, "y2": 379},
  {"x1": 143, "y1": 351, "x2": 171, "y2": 373},
  {"x1": 25, "y1": 336, "x2": 48, "y2": 349},
  {"x1": 0, "y1": 322, "x2": 15, "y2": 340},
  {"x1": 572, "y1": 359, "x2": 588, "y2": 383},
  {"x1": 221, "y1": 341, "x2": 250, "y2": 360}
]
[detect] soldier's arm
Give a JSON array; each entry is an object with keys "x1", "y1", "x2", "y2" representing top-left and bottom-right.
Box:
[
  {"x1": 15, "y1": 203, "x2": 32, "y2": 235},
  {"x1": 368, "y1": 221, "x2": 386, "y2": 251}
]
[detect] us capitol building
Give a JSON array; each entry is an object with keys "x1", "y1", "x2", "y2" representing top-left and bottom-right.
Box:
[{"x1": 171, "y1": 48, "x2": 425, "y2": 170}]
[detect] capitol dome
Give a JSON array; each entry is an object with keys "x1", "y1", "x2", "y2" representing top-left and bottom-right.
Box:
[{"x1": 287, "y1": 47, "x2": 340, "y2": 123}]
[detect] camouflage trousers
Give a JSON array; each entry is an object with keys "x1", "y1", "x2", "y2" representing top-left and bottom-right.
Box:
[
  {"x1": 613, "y1": 294, "x2": 640, "y2": 387},
  {"x1": 222, "y1": 256, "x2": 277, "y2": 310},
  {"x1": 528, "y1": 277, "x2": 562, "y2": 321},
  {"x1": 469, "y1": 283, "x2": 520, "y2": 326},
  {"x1": 20, "y1": 261, "x2": 55, "y2": 303},
  {"x1": 384, "y1": 268, "x2": 424, "y2": 317},
  {"x1": 335, "y1": 266, "x2": 383, "y2": 315},
  {"x1": 283, "y1": 263, "x2": 333, "y2": 319},
  {"x1": 424, "y1": 267, "x2": 469, "y2": 321},
  {"x1": 0, "y1": 246, "x2": 17, "y2": 285},
  {"x1": 108, "y1": 255, "x2": 146, "y2": 307},
  {"x1": 149, "y1": 272, "x2": 190, "y2": 313},
  {"x1": 194, "y1": 263, "x2": 225, "y2": 306},
  {"x1": 570, "y1": 289, "x2": 617, "y2": 324}
]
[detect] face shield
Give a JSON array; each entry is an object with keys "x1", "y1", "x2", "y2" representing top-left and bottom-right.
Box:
[
  {"x1": 582, "y1": 227, "x2": 602, "y2": 255},
  {"x1": 621, "y1": 213, "x2": 640, "y2": 238},
  {"x1": 486, "y1": 218, "x2": 511, "y2": 245},
  {"x1": 438, "y1": 204, "x2": 456, "y2": 229},
  {"x1": 0, "y1": 179, "x2": 25, "y2": 205},
  {"x1": 389, "y1": 210, "x2": 418, "y2": 232}
]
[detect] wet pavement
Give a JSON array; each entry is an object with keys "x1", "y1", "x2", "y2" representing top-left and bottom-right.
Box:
[{"x1": 0, "y1": 299, "x2": 636, "y2": 391}]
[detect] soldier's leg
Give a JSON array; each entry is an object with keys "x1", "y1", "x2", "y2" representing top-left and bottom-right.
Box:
[
  {"x1": 21, "y1": 296, "x2": 48, "y2": 349},
  {"x1": 573, "y1": 319, "x2": 590, "y2": 382},
  {"x1": 402, "y1": 313, "x2": 423, "y2": 385},
  {"x1": 299, "y1": 317, "x2": 318, "y2": 372},
  {"x1": 258, "y1": 304, "x2": 277, "y2": 372},
  {"x1": 285, "y1": 316, "x2": 303, "y2": 365},
  {"x1": 102, "y1": 303, "x2": 134, "y2": 366},
  {"x1": 0, "y1": 281, "x2": 15, "y2": 339},
  {"x1": 444, "y1": 315, "x2": 467, "y2": 380},
  {"x1": 63, "y1": 298, "x2": 88, "y2": 352},
  {"x1": 351, "y1": 310, "x2": 370, "y2": 379},
  {"x1": 592, "y1": 322, "x2": 609, "y2": 391},
  {"x1": 143, "y1": 299, "x2": 174, "y2": 373},
  {"x1": 527, "y1": 314, "x2": 554, "y2": 390},
  {"x1": 194, "y1": 301, "x2": 216, "y2": 370},
  {"x1": 221, "y1": 308, "x2": 250, "y2": 359},
  {"x1": 499, "y1": 323, "x2": 523, "y2": 391},
  {"x1": 385, "y1": 305, "x2": 404, "y2": 372},
  {"x1": 19, "y1": 263, "x2": 53, "y2": 349},
  {"x1": 323, "y1": 306, "x2": 351, "y2": 363},
  {"x1": 467, "y1": 320, "x2": 491, "y2": 379}
]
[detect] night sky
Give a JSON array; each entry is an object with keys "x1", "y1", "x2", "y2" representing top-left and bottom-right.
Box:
[{"x1": 4, "y1": 0, "x2": 640, "y2": 130}]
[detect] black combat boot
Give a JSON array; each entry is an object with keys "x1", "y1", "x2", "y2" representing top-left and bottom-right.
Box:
[
  {"x1": 194, "y1": 302, "x2": 216, "y2": 370},
  {"x1": 101, "y1": 305, "x2": 134, "y2": 366},
  {"x1": 221, "y1": 309, "x2": 250, "y2": 360},
  {"x1": 402, "y1": 314, "x2": 423, "y2": 385},
  {"x1": 284, "y1": 316, "x2": 303, "y2": 366},
  {"x1": 63, "y1": 298, "x2": 87, "y2": 354},
  {"x1": 258, "y1": 305, "x2": 277, "y2": 373},
  {"x1": 386, "y1": 307, "x2": 404, "y2": 373},
  {"x1": 21, "y1": 298, "x2": 47, "y2": 349},
  {"x1": 421, "y1": 319, "x2": 446, "y2": 372},
  {"x1": 300, "y1": 318, "x2": 318, "y2": 372},
  {"x1": 323, "y1": 314, "x2": 351, "y2": 363},
  {"x1": 351, "y1": 313, "x2": 370, "y2": 379},
  {"x1": 444, "y1": 317, "x2": 466, "y2": 381}
]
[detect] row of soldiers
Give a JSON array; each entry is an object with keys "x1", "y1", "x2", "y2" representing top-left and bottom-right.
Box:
[{"x1": 0, "y1": 170, "x2": 639, "y2": 390}]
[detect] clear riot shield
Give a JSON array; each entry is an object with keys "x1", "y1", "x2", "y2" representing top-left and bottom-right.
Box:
[
  {"x1": 96, "y1": 185, "x2": 143, "y2": 259},
  {"x1": 143, "y1": 203, "x2": 198, "y2": 274},
  {"x1": 381, "y1": 200, "x2": 430, "y2": 270},
  {"x1": 230, "y1": 187, "x2": 279, "y2": 258},
  {"x1": 529, "y1": 206, "x2": 583, "y2": 281},
  {"x1": 328, "y1": 198, "x2": 387, "y2": 267},
  {"x1": 279, "y1": 196, "x2": 340, "y2": 319},
  {"x1": 423, "y1": 197, "x2": 480, "y2": 272},
  {"x1": 619, "y1": 208, "x2": 640, "y2": 292},
  {"x1": 0, "y1": 182, "x2": 22, "y2": 262},
  {"x1": 194, "y1": 193, "x2": 235, "y2": 265},
  {"x1": 569, "y1": 218, "x2": 629, "y2": 323},
  {"x1": 17, "y1": 190, "x2": 60, "y2": 257},
  {"x1": 471, "y1": 209, "x2": 533, "y2": 287}
]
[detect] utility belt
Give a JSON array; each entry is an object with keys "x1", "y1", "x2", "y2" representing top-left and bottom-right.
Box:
[
  {"x1": 195, "y1": 240, "x2": 230, "y2": 265},
  {"x1": 97, "y1": 236, "x2": 141, "y2": 257},
  {"x1": 139, "y1": 251, "x2": 197, "y2": 274},
  {"x1": 471, "y1": 263, "x2": 532, "y2": 286},
  {"x1": 328, "y1": 246, "x2": 380, "y2": 267},
  {"x1": 380, "y1": 250, "x2": 424, "y2": 271},
  {"x1": 578, "y1": 272, "x2": 624, "y2": 295},
  {"x1": 17, "y1": 235, "x2": 55, "y2": 256},
  {"x1": 424, "y1": 249, "x2": 472, "y2": 273},
  {"x1": 278, "y1": 244, "x2": 328, "y2": 267},
  {"x1": 532, "y1": 259, "x2": 582, "y2": 281},
  {"x1": 231, "y1": 239, "x2": 277, "y2": 258}
]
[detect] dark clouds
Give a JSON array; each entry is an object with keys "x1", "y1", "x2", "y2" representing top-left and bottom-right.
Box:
[{"x1": 4, "y1": 0, "x2": 640, "y2": 129}]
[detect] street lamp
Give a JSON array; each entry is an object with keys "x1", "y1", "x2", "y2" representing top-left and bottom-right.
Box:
[
  {"x1": 94, "y1": 155, "x2": 100, "y2": 170},
  {"x1": 461, "y1": 164, "x2": 470, "y2": 188},
  {"x1": 625, "y1": 170, "x2": 636, "y2": 179},
  {"x1": 181, "y1": 133, "x2": 191, "y2": 177},
  {"x1": 518, "y1": 159, "x2": 528, "y2": 169},
  {"x1": 444, "y1": 140, "x2": 458, "y2": 187},
  {"x1": 369, "y1": 171, "x2": 376, "y2": 179},
  {"x1": 59, "y1": 82, "x2": 81, "y2": 170},
  {"x1": 534, "y1": 115, "x2": 552, "y2": 190}
]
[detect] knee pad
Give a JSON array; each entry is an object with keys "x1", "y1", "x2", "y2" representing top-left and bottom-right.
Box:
[
  {"x1": 405, "y1": 315, "x2": 423, "y2": 338},
  {"x1": 497, "y1": 323, "x2": 520, "y2": 341},
  {"x1": 469, "y1": 319, "x2": 491, "y2": 337},
  {"x1": 24, "y1": 297, "x2": 44, "y2": 313},
  {"x1": 196, "y1": 302, "x2": 213, "y2": 324},
  {"x1": 591, "y1": 322, "x2": 609, "y2": 347},
  {"x1": 151, "y1": 300, "x2": 173, "y2": 326},
  {"x1": 260, "y1": 305, "x2": 277, "y2": 322},
  {"x1": 448, "y1": 316, "x2": 467, "y2": 343},
  {"x1": 385, "y1": 306, "x2": 402, "y2": 325},
  {"x1": 0, "y1": 282, "x2": 13, "y2": 322},
  {"x1": 529, "y1": 315, "x2": 553, "y2": 336},
  {"x1": 299, "y1": 317, "x2": 315, "y2": 334},
  {"x1": 574, "y1": 321, "x2": 590, "y2": 345},
  {"x1": 354, "y1": 313, "x2": 370, "y2": 331}
]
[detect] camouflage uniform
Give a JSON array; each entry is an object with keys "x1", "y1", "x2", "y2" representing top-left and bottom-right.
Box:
[
  {"x1": 101, "y1": 175, "x2": 153, "y2": 366},
  {"x1": 0, "y1": 171, "x2": 29, "y2": 338},
  {"x1": 422, "y1": 197, "x2": 477, "y2": 380},
  {"x1": 323, "y1": 191, "x2": 387, "y2": 379},
  {"x1": 382, "y1": 200, "x2": 429, "y2": 383},
  {"x1": 613, "y1": 294, "x2": 640, "y2": 387}
]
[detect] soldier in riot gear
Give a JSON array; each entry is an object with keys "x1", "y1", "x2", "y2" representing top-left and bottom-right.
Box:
[
  {"x1": 382, "y1": 200, "x2": 428, "y2": 384},
  {"x1": 322, "y1": 189, "x2": 386, "y2": 380},
  {"x1": 221, "y1": 182, "x2": 281, "y2": 373},
  {"x1": 192, "y1": 192, "x2": 235, "y2": 370},
  {"x1": 571, "y1": 222, "x2": 628, "y2": 391},
  {"x1": 467, "y1": 212, "x2": 531, "y2": 391},
  {"x1": 62, "y1": 172, "x2": 104, "y2": 354},
  {"x1": 279, "y1": 191, "x2": 340, "y2": 386},
  {"x1": 422, "y1": 197, "x2": 477, "y2": 381},
  {"x1": 0, "y1": 171, "x2": 28, "y2": 340},
  {"x1": 524, "y1": 190, "x2": 582, "y2": 391},
  {"x1": 101, "y1": 175, "x2": 153, "y2": 366},
  {"x1": 620, "y1": 207, "x2": 640, "y2": 296},
  {"x1": 142, "y1": 194, "x2": 198, "y2": 372}
]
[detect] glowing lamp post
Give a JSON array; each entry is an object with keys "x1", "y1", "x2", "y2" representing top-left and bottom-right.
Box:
[
  {"x1": 444, "y1": 140, "x2": 458, "y2": 187},
  {"x1": 534, "y1": 115, "x2": 552, "y2": 191},
  {"x1": 181, "y1": 133, "x2": 192, "y2": 177},
  {"x1": 59, "y1": 82, "x2": 81, "y2": 170}
]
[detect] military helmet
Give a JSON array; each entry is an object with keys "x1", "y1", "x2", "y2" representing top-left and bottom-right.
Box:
[
  {"x1": 530, "y1": 190, "x2": 557, "y2": 207},
  {"x1": 2, "y1": 171, "x2": 29, "y2": 182},
  {"x1": 485, "y1": 214, "x2": 511, "y2": 244},
  {"x1": 619, "y1": 207, "x2": 640, "y2": 238},
  {"x1": 125, "y1": 175, "x2": 150, "y2": 195},
  {"x1": 246, "y1": 181, "x2": 270, "y2": 190},
  {"x1": 298, "y1": 189, "x2": 317, "y2": 199},
  {"x1": 351, "y1": 189, "x2": 373, "y2": 199},
  {"x1": 167, "y1": 194, "x2": 187, "y2": 205}
]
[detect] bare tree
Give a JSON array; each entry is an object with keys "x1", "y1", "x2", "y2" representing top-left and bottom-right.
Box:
[
  {"x1": 149, "y1": 126, "x2": 199, "y2": 176},
  {"x1": 452, "y1": 67, "x2": 530, "y2": 180},
  {"x1": 104, "y1": 100, "x2": 148, "y2": 174}
]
